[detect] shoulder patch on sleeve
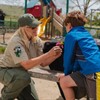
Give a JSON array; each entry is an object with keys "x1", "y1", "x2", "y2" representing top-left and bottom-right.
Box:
[{"x1": 14, "y1": 46, "x2": 22, "y2": 57}]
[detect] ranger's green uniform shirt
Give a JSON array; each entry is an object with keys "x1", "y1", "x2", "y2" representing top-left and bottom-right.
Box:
[{"x1": 0, "y1": 34, "x2": 43, "y2": 68}]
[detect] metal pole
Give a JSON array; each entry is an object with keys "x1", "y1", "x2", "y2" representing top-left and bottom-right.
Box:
[
  {"x1": 24, "y1": 0, "x2": 27, "y2": 13},
  {"x1": 90, "y1": 9, "x2": 93, "y2": 28},
  {"x1": 63, "y1": 0, "x2": 69, "y2": 37},
  {"x1": 66, "y1": 0, "x2": 69, "y2": 14}
]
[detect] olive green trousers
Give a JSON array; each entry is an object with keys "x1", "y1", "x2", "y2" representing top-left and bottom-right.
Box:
[{"x1": 0, "y1": 67, "x2": 39, "y2": 100}]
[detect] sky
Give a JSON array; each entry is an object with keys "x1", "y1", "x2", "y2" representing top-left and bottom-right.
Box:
[{"x1": 0, "y1": 0, "x2": 24, "y2": 6}]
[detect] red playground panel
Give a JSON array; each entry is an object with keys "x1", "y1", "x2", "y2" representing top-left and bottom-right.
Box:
[
  {"x1": 27, "y1": 5, "x2": 42, "y2": 18},
  {"x1": 56, "y1": 9, "x2": 62, "y2": 16}
]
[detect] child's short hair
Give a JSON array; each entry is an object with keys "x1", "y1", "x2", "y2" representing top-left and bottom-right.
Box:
[{"x1": 64, "y1": 11, "x2": 88, "y2": 27}]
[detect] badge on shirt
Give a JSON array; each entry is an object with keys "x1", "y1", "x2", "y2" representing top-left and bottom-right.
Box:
[{"x1": 14, "y1": 46, "x2": 21, "y2": 57}]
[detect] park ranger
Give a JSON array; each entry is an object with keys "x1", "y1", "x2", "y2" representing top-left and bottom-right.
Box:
[{"x1": 0, "y1": 14, "x2": 62, "y2": 100}]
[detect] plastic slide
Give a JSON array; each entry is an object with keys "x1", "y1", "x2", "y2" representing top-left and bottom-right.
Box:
[
  {"x1": 37, "y1": 16, "x2": 51, "y2": 37},
  {"x1": 39, "y1": 17, "x2": 46, "y2": 22}
]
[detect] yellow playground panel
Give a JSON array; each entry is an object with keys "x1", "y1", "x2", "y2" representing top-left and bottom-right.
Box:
[
  {"x1": 96, "y1": 72, "x2": 100, "y2": 100},
  {"x1": 37, "y1": 16, "x2": 51, "y2": 37}
]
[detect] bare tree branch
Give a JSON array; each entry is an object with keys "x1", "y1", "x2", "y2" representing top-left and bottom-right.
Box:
[
  {"x1": 83, "y1": 0, "x2": 91, "y2": 15},
  {"x1": 76, "y1": 0, "x2": 83, "y2": 12},
  {"x1": 69, "y1": 0, "x2": 100, "y2": 15},
  {"x1": 88, "y1": 0, "x2": 99, "y2": 8},
  {"x1": 70, "y1": 0, "x2": 78, "y2": 6}
]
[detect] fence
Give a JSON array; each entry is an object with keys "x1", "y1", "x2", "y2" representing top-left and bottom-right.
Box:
[
  {"x1": 0, "y1": 19, "x2": 100, "y2": 38},
  {"x1": 86, "y1": 27, "x2": 100, "y2": 39},
  {"x1": 0, "y1": 19, "x2": 18, "y2": 32},
  {"x1": 0, "y1": 19, "x2": 18, "y2": 44},
  {"x1": 4, "y1": 20, "x2": 18, "y2": 32}
]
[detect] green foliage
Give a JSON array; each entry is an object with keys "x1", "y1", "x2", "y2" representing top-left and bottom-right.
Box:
[
  {"x1": 88, "y1": 12, "x2": 100, "y2": 26},
  {"x1": 4, "y1": 20, "x2": 18, "y2": 29},
  {"x1": 93, "y1": 30, "x2": 100, "y2": 39},
  {"x1": 92, "y1": 12, "x2": 100, "y2": 26},
  {"x1": 55, "y1": 29, "x2": 61, "y2": 36},
  {"x1": 85, "y1": 26, "x2": 100, "y2": 39},
  {"x1": 0, "y1": 46, "x2": 6, "y2": 54}
]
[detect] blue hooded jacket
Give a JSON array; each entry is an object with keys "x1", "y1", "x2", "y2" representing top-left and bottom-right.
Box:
[{"x1": 64, "y1": 26, "x2": 100, "y2": 75}]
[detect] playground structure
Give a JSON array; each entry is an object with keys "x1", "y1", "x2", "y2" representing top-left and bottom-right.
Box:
[
  {"x1": 51, "y1": 12, "x2": 64, "y2": 37},
  {"x1": 37, "y1": 11, "x2": 64, "y2": 38},
  {"x1": 27, "y1": 0, "x2": 64, "y2": 38},
  {"x1": 37, "y1": 16, "x2": 51, "y2": 37}
]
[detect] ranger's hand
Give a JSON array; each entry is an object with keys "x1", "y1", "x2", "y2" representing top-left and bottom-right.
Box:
[{"x1": 48, "y1": 46, "x2": 62, "y2": 57}]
